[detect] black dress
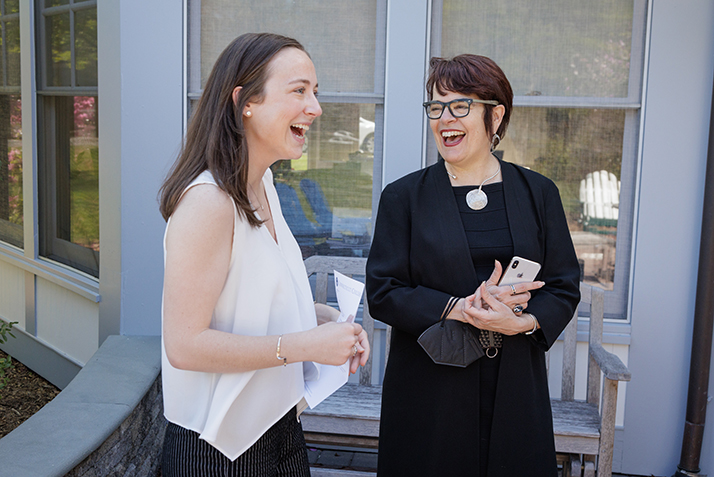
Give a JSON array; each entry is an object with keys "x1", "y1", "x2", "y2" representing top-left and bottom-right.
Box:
[{"x1": 453, "y1": 182, "x2": 513, "y2": 476}]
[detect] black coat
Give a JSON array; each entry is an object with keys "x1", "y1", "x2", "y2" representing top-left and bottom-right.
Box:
[{"x1": 366, "y1": 158, "x2": 581, "y2": 477}]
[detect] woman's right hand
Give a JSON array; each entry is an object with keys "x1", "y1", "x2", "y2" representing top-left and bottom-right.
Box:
[{"x1": 299, "y1": 321, "x2": 369, "y2": 371}]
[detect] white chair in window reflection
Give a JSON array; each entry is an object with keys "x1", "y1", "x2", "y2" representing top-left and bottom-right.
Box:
[
  {"x1": 578, "y1": 171, "x2": 619, "y2": 284},
  {"x1": 580, "y1": 170, "x2": 619, "y2": 231}
]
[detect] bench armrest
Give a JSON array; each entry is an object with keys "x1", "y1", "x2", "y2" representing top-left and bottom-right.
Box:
[{"x1": 589, "y1": 343, "x2": 631, "y2": 382}]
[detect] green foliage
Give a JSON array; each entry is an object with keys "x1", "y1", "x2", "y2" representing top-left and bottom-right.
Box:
[
  {"x1": 0, "y1": 320, "x2": 16, "y2": 345},
  {"x1": 272, "y1": 162, "x2": 373, "y2": 220},
  {"x1": 0, "y1": 321, "x2": 18, "y2": 395},
  {"x1": 69, "y1": 144, "x2": 99, "y2": 250}
]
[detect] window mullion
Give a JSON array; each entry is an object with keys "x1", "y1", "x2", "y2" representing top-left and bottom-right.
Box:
[
  {"x1": 626, "y1": 0, "x2": 649, "y2": 103},
  {"x1": 429, "y1": 0, "x2": 443, "y2": 58},
  {"x1": 37, "y1": 3, "x2": 45, "y2": 90},
  {"x1": 373, "y1": 0, "x2": 387, "y2": 95},
  {"x1": 19, "y1": 0, "x2": 37, "y2": 259},
  {"x1": 514, "y1": 96, "x2": 641, "y2": 109}
]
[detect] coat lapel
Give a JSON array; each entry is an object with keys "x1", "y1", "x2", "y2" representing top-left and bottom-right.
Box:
[
  {"x1": 501, "y1": 161, "x2": 541, "y2": 263},
  {"x1": 427, "y1": 159, "x2": 480, "y2": 295}
]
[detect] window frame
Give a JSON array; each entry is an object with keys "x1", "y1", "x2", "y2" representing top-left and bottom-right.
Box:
[
  {"x1": 35, "y1": 0, "x2": 99, "y2": 278},
  {"x1": 427, "y1": 0, "x2": 649, "y2": 320},
  {"x1": 185, "y1": 0, "x2": 388, "y2": 237},
  {"x1": 0, "y1": 0, "x2": 100, "y2": 303}
]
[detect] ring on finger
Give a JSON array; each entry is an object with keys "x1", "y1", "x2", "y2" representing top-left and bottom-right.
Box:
[
  {"x1": 352, "y1": 345, "x2": 358, "y2": 357},
  {"x1": 513, "y1": 304, "x2": 524, "y2": 314},
  {"x1": 510, "y1": 284, "x2": 517, "y2": 296}
]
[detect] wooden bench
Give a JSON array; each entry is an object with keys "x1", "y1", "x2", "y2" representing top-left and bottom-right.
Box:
[{"x1": 300, "y1": 256, "x2": 631, "y2": 477}]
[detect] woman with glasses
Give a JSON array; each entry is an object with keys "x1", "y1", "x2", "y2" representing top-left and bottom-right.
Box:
[
  {"x1": 159, "y1": 33, "x2": 370, "y2": 476},
  {"x1": 366, "y1": 54, "x2": 580, "y2": 476}
]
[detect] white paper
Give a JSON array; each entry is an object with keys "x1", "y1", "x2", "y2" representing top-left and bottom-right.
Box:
[
  {"x1": 303, "y1": 271, "x2": 365, "y2": 408},
  {"x1": 334, "y1": 271, "x2": 364, "y2": 324}
]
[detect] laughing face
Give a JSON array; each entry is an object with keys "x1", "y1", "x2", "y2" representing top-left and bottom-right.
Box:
[
  {"x1": 242, "y1": 47, "x2": 322, "y2": 166},
  {"x1": 429, "y1": 89, "x2": 501, "y2": 170}
]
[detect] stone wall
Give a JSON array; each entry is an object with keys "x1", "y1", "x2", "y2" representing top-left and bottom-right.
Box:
[{"x1": 67, "y1": 376, "x2": 166, "y2": 477}]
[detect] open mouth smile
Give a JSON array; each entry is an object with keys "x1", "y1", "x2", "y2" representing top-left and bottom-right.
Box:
[
  {"x1": 291, "y1": 123, "x2": 310, "y2": 141},
  {"x1": 441, "y1": 129, "x2": 465, "y2": 146}
]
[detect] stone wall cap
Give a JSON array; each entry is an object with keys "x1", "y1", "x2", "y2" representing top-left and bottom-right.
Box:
[{"x1": 0, "y1": 335, "x2": 161, "y2": 477}]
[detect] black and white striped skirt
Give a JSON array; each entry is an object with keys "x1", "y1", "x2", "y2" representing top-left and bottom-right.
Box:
[{"x1": 161, "y1": 407, "x2": 310, "y2": 477}]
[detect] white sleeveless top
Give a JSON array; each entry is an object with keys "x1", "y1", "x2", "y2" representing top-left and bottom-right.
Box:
[{"x1": 161, "y1": 169, "x2": 319, "y2": 460}]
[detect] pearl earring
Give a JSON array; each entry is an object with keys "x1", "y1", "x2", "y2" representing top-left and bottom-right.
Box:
[{"x1": 245, "y1": 111, "x2": 252, "y2": 117}]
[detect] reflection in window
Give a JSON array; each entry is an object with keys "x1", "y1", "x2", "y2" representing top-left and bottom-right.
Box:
[
  {"x1": 440, "y1": 0, "x2": 634, "y2": 98},
  {"x1": 190, "y1": 1, "x2": 385, "y2": 260},
  {"x1": 66, "y1": 96, "x2": 98, "y2": 250},
  {"x1": 40, "y1": 95, "x2": 99, "y2": 275},
  {"x1": 503, "y1": 107, "x2": 626, "y2": 290},
  {"x1": 199, "y1": 0, "x2": 378, "y2": 93},
  {"x1": 0, "y1": 95, "x2": 22, "y2": 247},
  {"x1": 74, "y1": 7, "x2": 97, "y2": 87},
  {"x1": 0, "y1": 4, "x2": 22, "y2": 248},
  {"x1": 45, "y1": 11, "x2": 71, "y2": 86},
  {"x1": 272, "y1": 103, "x2": 375, "y2": 258}
]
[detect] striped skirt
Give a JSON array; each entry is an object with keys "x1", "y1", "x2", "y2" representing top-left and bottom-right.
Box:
[{"x1": 161, "y1": 407, "x2": 310, "y2": 477}]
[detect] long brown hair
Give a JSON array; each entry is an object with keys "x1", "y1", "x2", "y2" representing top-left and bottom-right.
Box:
[
  {"x1": 426, "y1": 54, "x2": 513, "y2": 140},
  {"x1": 159, "y1": 33, "x2": 306, "y2": 225}
]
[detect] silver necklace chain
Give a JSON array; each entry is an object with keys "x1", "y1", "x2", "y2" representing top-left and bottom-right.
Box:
[
  {"x1": 445, "y1": 162, "x2": 500, "y2": 185},
  {"x1": 446, "y1": 162, "x2": 501, "y2": 211}
]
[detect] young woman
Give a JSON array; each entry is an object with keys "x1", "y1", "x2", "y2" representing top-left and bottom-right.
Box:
[{"x1": 159, "y1": 33, "x2": 370, "y2": 476}]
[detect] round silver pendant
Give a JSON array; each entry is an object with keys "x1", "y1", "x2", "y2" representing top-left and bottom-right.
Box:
[{"x1": 466, "y1": 188, "x2": 488, "y2": 211}]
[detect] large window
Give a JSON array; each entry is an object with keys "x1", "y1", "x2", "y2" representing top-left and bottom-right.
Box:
[
  {"x1": 0, "y1": 1, "x2": 22, "y2": 249},
  {"x1": 37, "y1": 0, "x2": 99, "y2": 277},
  {"x1": 189, "y1": 0, "x2": 386, "y2": 258},
  {"x1": 430, "y1": 0, "x2": 647, "y2": 317}
]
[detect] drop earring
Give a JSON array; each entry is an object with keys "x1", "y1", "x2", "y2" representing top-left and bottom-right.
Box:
[{"x1": 490, "y1": 133, "x2": 501, "y2": 152}]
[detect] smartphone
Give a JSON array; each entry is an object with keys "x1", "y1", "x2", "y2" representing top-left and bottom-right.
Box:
[{"x1": 498, "y1": 256, "x2": 541, "y2": 286}]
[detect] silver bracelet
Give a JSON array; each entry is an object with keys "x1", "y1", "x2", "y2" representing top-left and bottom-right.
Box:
[
  {"x1": 276, "y1": 335, "x2": 287, "y2": 366},
  {"x1": 524, "y1": 313, "x2": 539, "y2": 335}
]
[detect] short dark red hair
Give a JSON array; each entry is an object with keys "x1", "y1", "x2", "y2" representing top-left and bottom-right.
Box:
[{"x1": 426, "y1": 54, "x2": 513, "y2": 139}]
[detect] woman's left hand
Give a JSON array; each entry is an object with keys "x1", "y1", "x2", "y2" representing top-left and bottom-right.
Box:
[
  {"x1": 315, "y1": 303, "x2": 340, "y2": 325},
  {"x1": 463, "y1": 283, "x2": 535, "y2": 335},
  {"x1": 484, "y1": 260, "x2": 544, "y2": 314}
]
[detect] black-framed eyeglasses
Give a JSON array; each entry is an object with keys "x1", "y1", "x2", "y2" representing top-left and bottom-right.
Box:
[{"x1": 422, "y1": 98, "x2": 499, "y2": 120}]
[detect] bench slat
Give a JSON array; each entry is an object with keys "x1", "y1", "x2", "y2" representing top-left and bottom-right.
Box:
[
  {"x1": 303, "y1": 385, "x2": 601, "y2": 452},
  {"x1": 302, "y1": 385, "x2": 382, "y2": 422}
]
